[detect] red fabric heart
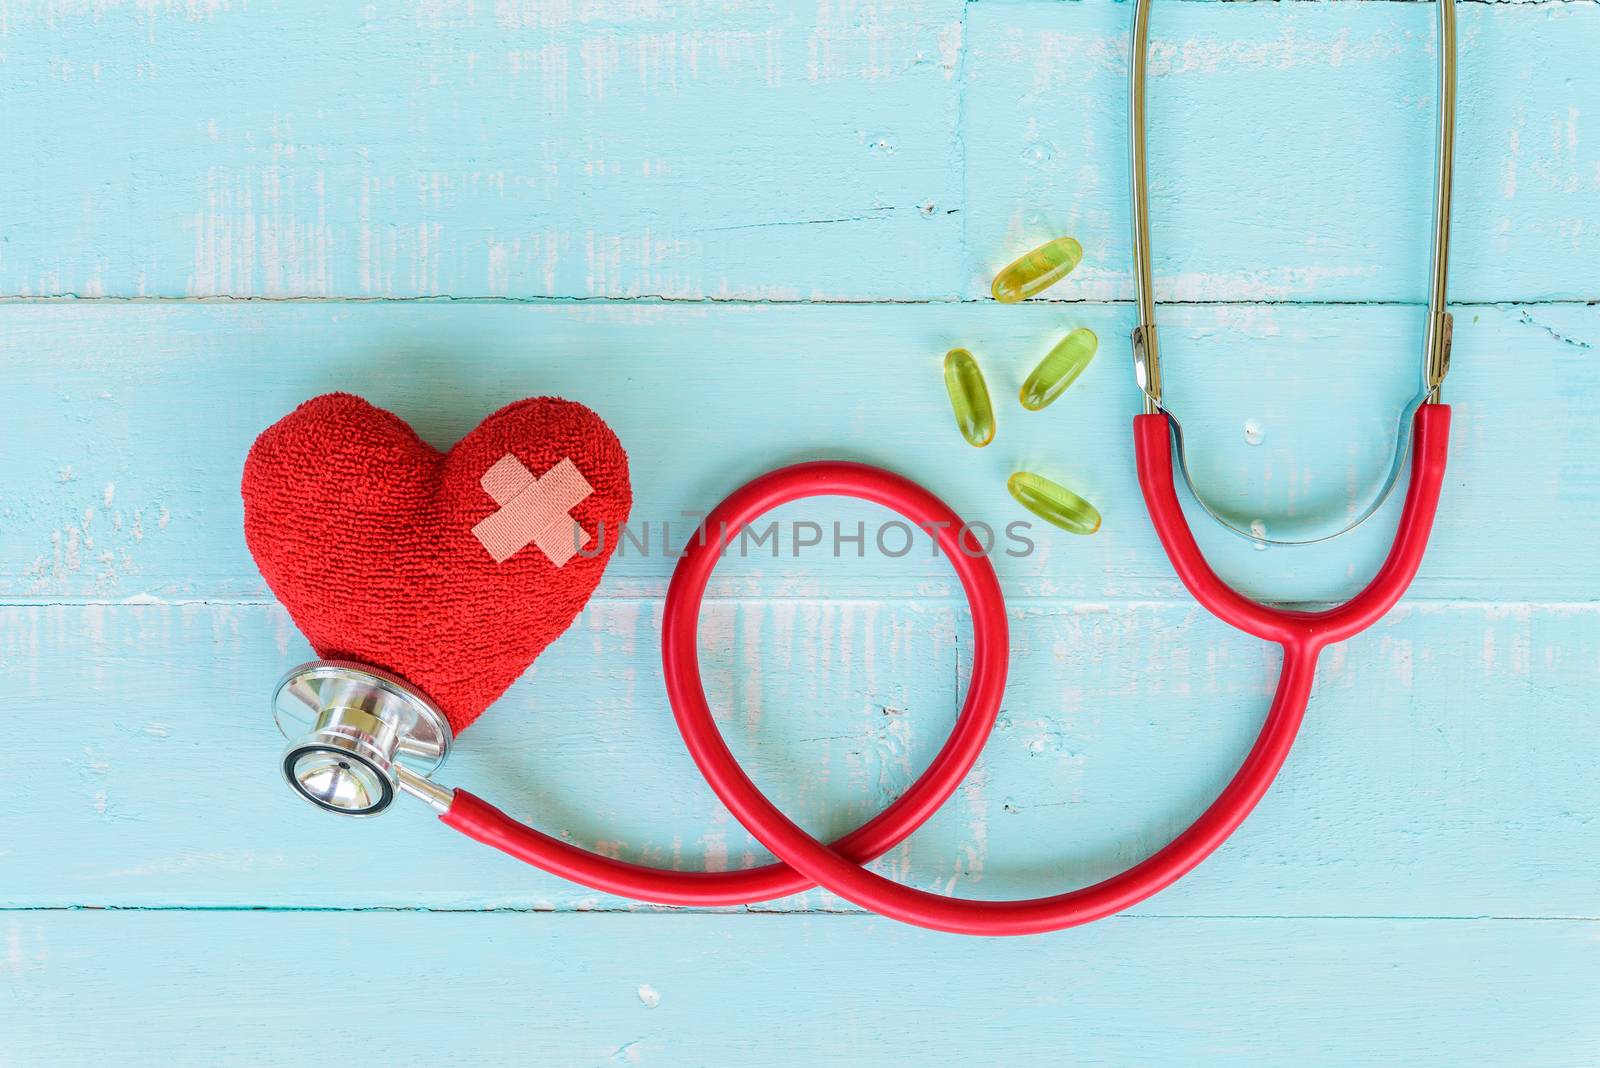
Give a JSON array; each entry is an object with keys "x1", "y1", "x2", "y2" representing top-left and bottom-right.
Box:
[{"x1": 242, "y1": 393, "x2": 631, "y2": 732}]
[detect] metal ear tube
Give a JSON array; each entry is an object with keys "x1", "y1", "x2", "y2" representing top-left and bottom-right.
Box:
[
  {"x1": 1127, "y1": 0, "x2": 1456, "y2": 545},
  {"x1": 273, "y1": 660, "x2": 455, "y2": 816}
]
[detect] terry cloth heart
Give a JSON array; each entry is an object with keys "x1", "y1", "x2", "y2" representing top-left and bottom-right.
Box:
[{"x1": 242, "y1": 392, "x2": 632, "y2": 732}]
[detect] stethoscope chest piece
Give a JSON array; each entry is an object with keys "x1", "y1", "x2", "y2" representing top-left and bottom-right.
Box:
[{"x1": 273, "y1": 660, "x2": 453, "y2": 817}]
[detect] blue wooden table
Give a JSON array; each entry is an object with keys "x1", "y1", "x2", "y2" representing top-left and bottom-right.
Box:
[{"x1": 3, "y1": 2, "x2": 1596, "y2": 1064}]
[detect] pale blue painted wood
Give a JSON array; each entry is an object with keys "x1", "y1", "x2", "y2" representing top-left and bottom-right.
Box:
[
  {"x1": 3, "y1": 1, "x2": 1595, "y2": 301},
  {"x1": 965, "y1": 0, "x2": 1600, "y2": 305},
  {"x1": 1, "y1": 0, "x2": 968, "y2": 300},
  {"x1": 5, "y1": 912, "x2": 1598, "y2": 1068},
  {"x1": 2, "y1": 302, "x2": 1596, "y2": 605},
  {"x1": 1, "y1": 0, "x2": 1596, "y2": 1062},
  {"x1": 2, "y1": 599, "x2": 1596, "y2": 917}
]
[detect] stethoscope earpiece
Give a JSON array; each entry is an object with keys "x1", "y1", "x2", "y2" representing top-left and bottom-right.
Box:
[{"x1": 273, "y1": 660, "x2": 453, "y2": 817}]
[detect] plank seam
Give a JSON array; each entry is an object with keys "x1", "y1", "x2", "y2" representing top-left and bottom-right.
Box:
[
  {"x1": 1, "y1": 905, "x2": 1595, "y2": 921},
  {"x1": 966, "y1": 0, "x2": 1600, "y2": 6},
  {"x1": 0, "y1": 295, "x2": 1595, "y2": 308},
  {"x1": 6, "y1": 597, "x2": 1600, "y2": 609}
]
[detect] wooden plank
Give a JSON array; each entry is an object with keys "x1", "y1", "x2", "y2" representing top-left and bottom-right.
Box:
[
  {"x1": 2, "y1": 2, "x2": 1593, "y2": 1059},
  {"x1": 3, "y1": 599, "x2": 1595, "y2": 917},
  {"x1": 1, "y1": 0, "x2": 967, "y2": 300},
  {"x1": 966, "y1": 0, "x2": 1600, "y2": 304},
  {"x1": 1, "y1": 301, "x2": 1594, "y2": 603},
  {"x1": 3, "y1": 2, "x2": 1594, "y2": 301},
  {"x1": 4, "y1": 911, "x2": 1597, "y2": 1067}
]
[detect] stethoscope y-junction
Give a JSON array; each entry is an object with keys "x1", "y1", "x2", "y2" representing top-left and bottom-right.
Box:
[{"x1": 267, "y1": 0, "x2": 1457, "y2": 935}]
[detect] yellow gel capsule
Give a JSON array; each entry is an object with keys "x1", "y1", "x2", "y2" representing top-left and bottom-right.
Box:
[
  {"x1": 1007, "y1": 471, "x2": 1101, "y2": 535},
  {"x1": 944, "y1": 348, "x2": 995, "y2": 447},
  {"x1": 990, "y1": 236, "x2": 1083, "y2": 303},
  {"x1": 1020, "y1": 327, "x2": 1099, "y2": 411}
]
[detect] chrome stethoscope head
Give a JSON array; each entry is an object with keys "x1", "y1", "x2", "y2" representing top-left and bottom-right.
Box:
[{"x1": 272, "y1": 660, "x2": 454, "y2": 816}]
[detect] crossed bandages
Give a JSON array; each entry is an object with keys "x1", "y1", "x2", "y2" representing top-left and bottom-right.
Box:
[{"x1": 471, "y1": 453, "x2": 594, "y2": 566}]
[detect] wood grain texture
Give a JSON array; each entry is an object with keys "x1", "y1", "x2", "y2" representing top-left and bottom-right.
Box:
[
  {"x1": 964, "y1": 0, "x2": 1600, "y2": 304},
  {"x1": 5, "y1": 912, "x2": 1598, "y2": 1068},
  {"x1": 2, "y1": 302, "x2": 1596, "y2": 604},
  {"x1": 3, "y1": 598, "x2": 1596, "y2": 916},
  {"x1": 3, "y1": 1, "x2": 1595, "y2": 300},
  {"x1": 1, "y1": 0, "x2": 1595, "y2": 1062},
  {"x1": 2, "y1": 0, "x2": 968, "y2": 300}
]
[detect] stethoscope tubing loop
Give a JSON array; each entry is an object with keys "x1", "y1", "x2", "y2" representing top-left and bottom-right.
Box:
[
  {"x1": 301, "y1": 0, "x2": 1460, "y2": 933},
  {"x1": 648, "y1": 413, "x2": 1446, "y2": 933},
  {"x1": 443, "y1": 461, "x2": 1011, "y2": 907},
  {"x1": 443, "y1": 409, "x2": 1446, "y2": 935}
]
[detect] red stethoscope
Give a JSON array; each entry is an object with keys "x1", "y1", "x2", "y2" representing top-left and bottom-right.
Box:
[{"x1": 271, "y1": 0, "x2": 1457, "y2": 935}]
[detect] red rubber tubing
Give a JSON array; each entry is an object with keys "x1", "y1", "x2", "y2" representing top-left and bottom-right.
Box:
[
  {"x1": 1136, "y1": 405, "x2": 1452, "y2": 651},
  {"x1": 443, "y1": 406, "x2": 1449, "y2": 933},
  {"x1": 444, "y1": 462, "x2": 1010, "y2": 906}
]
